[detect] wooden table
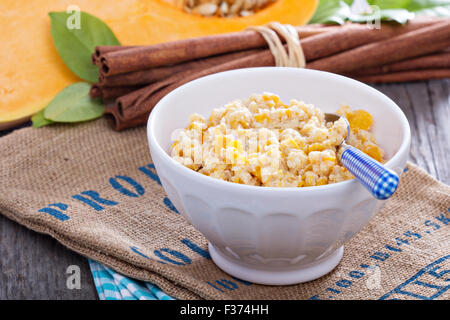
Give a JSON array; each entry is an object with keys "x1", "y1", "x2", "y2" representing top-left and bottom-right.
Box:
[{"x1": 0, "y1": 80, "x2": 449, "y2": 299}]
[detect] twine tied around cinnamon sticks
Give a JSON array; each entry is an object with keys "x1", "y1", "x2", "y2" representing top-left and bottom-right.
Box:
[{"x1": 247, "y1": 22, "x2": 306, "y2": 68}]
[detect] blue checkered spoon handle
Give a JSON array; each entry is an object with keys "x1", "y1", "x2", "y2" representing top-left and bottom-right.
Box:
[{"x1": 339, "y1": 143, "x2": 399, "y2": 200}]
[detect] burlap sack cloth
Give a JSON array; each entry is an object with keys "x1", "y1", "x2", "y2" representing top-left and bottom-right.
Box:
[{"x1": 0, "y1": 119, "x2": 449, "y2": 300}]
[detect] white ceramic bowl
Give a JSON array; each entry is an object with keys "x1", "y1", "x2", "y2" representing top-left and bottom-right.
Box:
[{"x1": 147, "y1": 68, "x2": 411, "y2": 285}]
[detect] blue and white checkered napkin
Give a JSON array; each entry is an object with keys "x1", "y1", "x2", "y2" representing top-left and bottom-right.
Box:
[{"x1": 88, "y1": 260, "x2": 175, "y2": 300}]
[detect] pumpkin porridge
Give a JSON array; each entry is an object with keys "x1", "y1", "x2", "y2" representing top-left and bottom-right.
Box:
[{"x1": 171, "y1": 93, "x2": 384, "y2": 187}]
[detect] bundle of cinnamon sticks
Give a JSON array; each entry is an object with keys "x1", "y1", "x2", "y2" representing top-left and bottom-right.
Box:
[{"x1": 91, "y1": 18, "x2": 450, "y2": 131}]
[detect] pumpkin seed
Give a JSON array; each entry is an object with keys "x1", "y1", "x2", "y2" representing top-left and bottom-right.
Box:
[
  {"x1": 229, "y1": 0, "x2": 244, "y2": 14},
  {"x1": 172, "y1": 0, "x2": 275, "y2": 17},
  {"x1": 240, "y1": 10, "x2": 254, "y2": 16},
  {"x1": 219, "y1": 1, "x2": 228, "y2": 16},
  {"x1": 243, "y1": 0, "x2": 255, "y2": 10},
  {"x1": 193, "y1": 3, "x2": 218, "y2": 16}
]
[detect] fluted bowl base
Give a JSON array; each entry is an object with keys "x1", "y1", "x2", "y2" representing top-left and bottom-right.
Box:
[{"x1": 209, "y1": 243, "x2": 344, "y2": 286}]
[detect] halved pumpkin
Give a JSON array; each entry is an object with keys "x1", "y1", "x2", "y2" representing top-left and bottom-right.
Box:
[{"x1": 0, "y1": 0, "x2": 318, "y2": 128}]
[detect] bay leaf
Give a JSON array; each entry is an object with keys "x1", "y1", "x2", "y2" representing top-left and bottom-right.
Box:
[
  {"x1": 31, "y1": 109, "x2": 54, "y2": 128},
  {"x1": 43, "y1": 82, "x2": 104, "y2": 123},
  {"x1": 49, "y1": 11, "x2": 120, "y2": 83}
]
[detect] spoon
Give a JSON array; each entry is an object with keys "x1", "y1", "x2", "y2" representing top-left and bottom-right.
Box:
[{"x1": 325, "y1": 113, "x2": 399, "y2": 200}]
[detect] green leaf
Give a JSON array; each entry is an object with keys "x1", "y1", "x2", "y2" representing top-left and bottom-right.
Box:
[
  {"x1": 49, "y1": 11, "x2": 121, "y2": 83},
  {"x1": 367, "y1": 0, "x2": 411, "y2": 9},
  {"x1": 414, "y1": 5, "x2": 450, "y2": 15},
  {"x1": 43, "y1": 82, "x2": 105, "y2": 122},
  {"x1": 310, "y1": 0, "x2": 352, "y2": 24},
  {"x1": 310, "y1": 0, "x2": 450, "y2": 25},
  {"x1": 405, "y1": 0, "x2": 450, "y2": 16},
  {"x1": 349, "y1": 8, "x2": 415, "y2": 24},
  {"x1": 31, "y1": 110, "x2": 54, "y2": 128},
  {"x1": 378, "y1": 8, "x2": 415, "y2": 22},
  {"x1": 368, "y1": 0, "x2": 450, "y2": 16}
]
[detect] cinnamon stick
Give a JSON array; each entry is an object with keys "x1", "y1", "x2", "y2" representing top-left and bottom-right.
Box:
[
  {"x1": 94, "y1": 24, "x2": 355, "y2": 66},
  {"x1": 351, "y1": 69, "x2": 450, "y2": 83},
  {"x1": 348, "y1": 51, "x2": 450, "y2": 75},
  {"x1": 100, "y1": 31, "x2": 272, "y2": 76},
  {"x1": 115, "y1": 50, "x2": 279, "y2": 121},
  {"x1": 101, "y1": 19, "x2": 437, "y2": 76},
  {"x1": 90, "y1": 84, "x2": 143, "y2": 101},
  {"x1": 109, "y1": 52, "x2": 273, "y2": 128},
  {"x1": 94, "y1": 24, "x2": 337, "y2": 66},
  {"x1": 99, "y1": 48, "x2": 263, "y2": 86},
  {"x1": 92, "y1": 46, "x2": 140, "y2": 65},
  {"x1": 104, "y1": 105, "x2": 148, "y2": 131},
  {"x1": 308, "y1": 20, "x2": 450, "y2": 74},
  {"x1": 96, "y1": 26, "x2": 342, "y2": 85}
]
